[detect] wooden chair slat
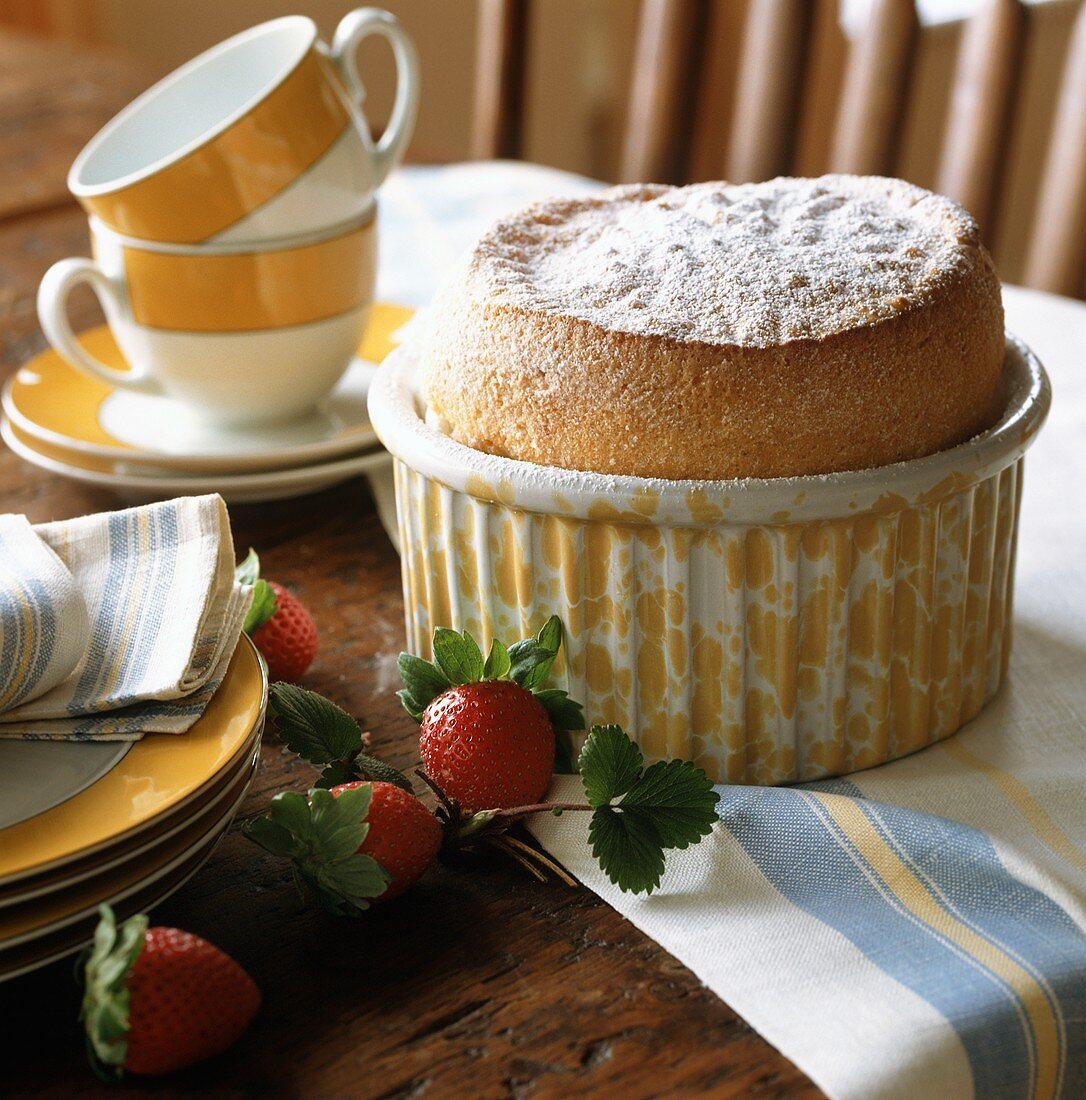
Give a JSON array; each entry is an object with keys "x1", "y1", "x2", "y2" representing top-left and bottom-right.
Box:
[
  {"x1": 829, "y1": 0, "x2": 919, "y2": 175},
  {"x1": 725, "y1": 0, "x2": 814, "y2": 183},
  {"x1": 790, "y1": 0, "x2": 849, "y2": 177},
  {"x1": 936, "y1": 0, "x2": 1025, "y2": 236},
  {"x1": 470, "y1": 0, "x2": 530, "y2": 160},
  {"x1": 619, "y1": 0, "x2": 704, "y2": 183},
  {"x1": 1023, "y1": 2, "x2": 1086, "y2": 295},
  {"x1": 687, "y1": 0, "x2": 751, "y2": 182}
]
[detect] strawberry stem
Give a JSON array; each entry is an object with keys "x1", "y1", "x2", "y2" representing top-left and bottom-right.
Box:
[{"x1": 490, "y1": 801, "x2": 594, "y2": 819}]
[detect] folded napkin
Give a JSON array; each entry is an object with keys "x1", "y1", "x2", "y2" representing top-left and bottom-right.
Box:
[{"x1": 0, "y1": 494, "x2": 250, "y2": 741}]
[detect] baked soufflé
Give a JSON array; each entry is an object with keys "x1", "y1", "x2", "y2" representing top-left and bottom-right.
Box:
[{"x1": 420, "y1": 174, "x2": 1005, "y2": 480}]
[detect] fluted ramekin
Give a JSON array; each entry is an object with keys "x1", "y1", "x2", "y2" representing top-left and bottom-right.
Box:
[{"x1": 368, "y1": 335, "x2": 1050, "y2": 784}]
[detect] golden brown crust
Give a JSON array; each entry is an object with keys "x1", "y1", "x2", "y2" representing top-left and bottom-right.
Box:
[{"x1": 421, "y1": 176, "x2": 1006, "y2": 480}]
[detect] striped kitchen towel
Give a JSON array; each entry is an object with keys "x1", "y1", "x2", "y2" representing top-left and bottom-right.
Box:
[{"x1": 0, "y1": 494, "x2": 250, "y2": 740}]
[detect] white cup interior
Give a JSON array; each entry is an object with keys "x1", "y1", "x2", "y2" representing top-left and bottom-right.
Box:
[{"x1": 70, "y1": 16, "x2": 315, "y2": 195}]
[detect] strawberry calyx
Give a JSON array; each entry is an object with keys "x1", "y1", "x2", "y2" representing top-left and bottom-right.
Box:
[
  {"x1": 397, "y1": 616, "x2": 584, "y2": 770},
  {"x1": 242, "y1": 785, "x2": 391, "y2": 916},
  {"x1": 235, "y1": 548, "x2": 277, "y2": 633},
  {"x1": 81, "y1": 904, "x2": 148, "y2": 1081}
]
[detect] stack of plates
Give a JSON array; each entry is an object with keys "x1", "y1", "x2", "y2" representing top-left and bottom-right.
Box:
[
  {"x1": 0, "y1": 637, "x2": 267, "y2": 983},
  {"x1": 2, "y1": 303, "x2": 412, "y2": 503}
]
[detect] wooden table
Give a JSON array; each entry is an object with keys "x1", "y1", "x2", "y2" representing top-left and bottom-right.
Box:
[{"x1": 0, "y1": 30, "x2": 820, "y2": 1098}]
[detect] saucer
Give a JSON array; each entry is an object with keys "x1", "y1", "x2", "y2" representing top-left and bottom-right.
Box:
[
  {"x1": 1, "y1": 419, "x2": 393, "y2": 504},
  {"x1": 5, "y1": 302, "x2": 413, "y2": 473}
]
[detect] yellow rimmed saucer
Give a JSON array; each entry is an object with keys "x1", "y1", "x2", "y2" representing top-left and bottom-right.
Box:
[
  {"x1": 0, "y1": 635, "x2": 266, "y2": 886},
  {"x1": 5, "y1": 302, "x2": 413, "y2": 474}
]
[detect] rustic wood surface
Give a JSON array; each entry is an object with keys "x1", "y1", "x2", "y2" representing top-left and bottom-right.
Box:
[{"x1": 0, "y1": 29, "x2": 823, "y2": 1099}]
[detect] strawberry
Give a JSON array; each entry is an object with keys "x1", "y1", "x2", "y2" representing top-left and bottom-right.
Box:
[
  {"x1": 82, "y1": 905, "x2": 260, "y2": 1079},
  {"x1": 397, "y1": 616, "x2": 584, "y2": 813},
  {"x1": 331, "y1": 780, "x2": 443, "y2": 899},
  {"x1": 421, "y1": 680, "x2": 555, "y2": 812},
  {"x1": 250, "y1": 581, "x2": 318, "y2": 682},
  {"x1": 243, "y1": 780, "x2": 440, "y2": 915},
  {"x1": 236, "y1": 549, "x2": 317, "y2": 682}
]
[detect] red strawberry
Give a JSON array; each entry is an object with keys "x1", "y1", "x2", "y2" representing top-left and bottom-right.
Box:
[
  {"x1": 250, "y1": 581, "x2": 318, "y2": 682},
  {"x1": 397, "y1": 617, "x2": 584, "y2": 813},
  {"x1": 83, "y1": 905, "x2": 260, "y2": 1079},
  {"x1": 331, "y1": 780, "x2": 443, "y2": 899},
  {"x1": 421, "y1": 680, "x2": 555, "y2": 812}
]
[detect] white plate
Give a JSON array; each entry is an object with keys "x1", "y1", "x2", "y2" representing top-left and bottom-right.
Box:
[
  {"x1": 0, "y1": 740, "x2": 131, "y2": 831},
  {"x1": 2, "y1": 418, "x2": 393, "y2": 503}
]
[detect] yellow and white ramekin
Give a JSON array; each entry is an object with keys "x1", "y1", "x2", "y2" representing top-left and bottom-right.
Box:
[
  {"x1": 36, "y1": 210, "x2": 376, "y2": 426},
  {"x1": 68, "y1": 12, "x2": 417, "y2": 245},
  {"x1": 369, "y1": 335, "x2": 1051, "y2": 785}
]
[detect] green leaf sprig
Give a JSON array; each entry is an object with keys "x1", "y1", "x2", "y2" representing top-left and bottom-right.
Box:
[
  {"x1": 397, "y1": 616, "x2": 583, "y2": 772},
  {"x1": 242, "y1": 785, "x2": 390, "y2": 915},
  {"x1": 457, "y1": 724, "x2": 720, "y2": 895},
  {"x1": 267, "y1": 682, "x2": 413, "y2": 791},
  {"x1": 579, "y1": 726, "x2": 720, "y2": 894}
]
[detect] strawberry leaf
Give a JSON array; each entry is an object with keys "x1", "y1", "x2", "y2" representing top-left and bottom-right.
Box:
[
  {"x1": 397, "y1": 652, "x2": 451, "y2": 719},
  {"x1": 310, "y1": 786, "x2": 371, "y2": 861},
  {"x1": 432, "y1": 628, "x2": 485, "y2": 685},
  {"x1": 269, "y1": 683, "x2": 362, "y2": 764},
  {"x1": 81, "y1": 904, "x2": 148, "y2": 1081},
  {"x1": 534, "y1": 689, "x2": 585, "y2": 732},
  {"x1": 316, "y1": 761, "x2": 357, "y2": 789},
  {"x1": 579, "y1": 724, "x2": 643, "y2": 807},
  {"x1": 352, "y1": 752, "x2": 414, "y2": 792},
  {"x1": 243, "y1": 815, "x2": 305, "y2": 858},
  {"x1": 243, "y1": 579, "x2": 278, "y2": 633},
  {"x1": 302, "y1": 854, "x2": 390, "y2": 917},
  {"x1": 267, "y1": 790, "x2": 315, "y2": 847},
  {"x1": 235, "y1": 547, "x2": 261, "y2": 586},
  {"x1": 589, "y1": 805, "x2": 668, "y2": 894},
  {"x1": 482, "y1": 638, "x2": 511, "y2": 680},
  {"x1": 618, "y1": 759, "x2": 720, "y2": 849},
  {"x1": 579, "y1": 727, "x2": 720, "y2": 894},
  {"x1": 243, "y1": 786, "x2": 389, "y2": 915},
  {"x1": 508, "y1": 616, "x2": 564, "y2": 689}
]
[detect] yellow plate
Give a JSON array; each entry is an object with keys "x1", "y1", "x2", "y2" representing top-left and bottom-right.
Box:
[
  {"x1": 0, "y1": 754, "x2": 256, "y2": 946},
  {"x1": 0, "y1": 636, "x2": 266, "y2": 883},
  {"x1": 3, "y1": 302, "x2": 414, "y2": 471}
]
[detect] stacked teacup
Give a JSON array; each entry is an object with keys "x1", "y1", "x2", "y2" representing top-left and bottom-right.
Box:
[{"x1": 20, "y1": 11, "x2": 418, "y2": 501}]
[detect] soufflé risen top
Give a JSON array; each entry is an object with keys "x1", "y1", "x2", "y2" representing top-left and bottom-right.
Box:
[{"x1": 420, "y1": 174, "x2": 1006, "y2": 480}]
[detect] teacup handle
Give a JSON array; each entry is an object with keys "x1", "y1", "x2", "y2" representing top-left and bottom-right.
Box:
[
  {"x1": 331, "y1": 8, "x2": 419, "y2": 187},
  {"x1": 37, "y1": 258, "x2": 161, "y2": 396}
]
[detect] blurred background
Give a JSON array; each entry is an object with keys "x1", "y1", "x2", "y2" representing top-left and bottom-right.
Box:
[{"x1": 2, "y1": 0, "x2": 1083, "y2": 295}]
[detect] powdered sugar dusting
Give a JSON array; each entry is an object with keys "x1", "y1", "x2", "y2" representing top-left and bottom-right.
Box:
[{"x1": 465, "y1": 175, "x2": 979, "y2": 347}]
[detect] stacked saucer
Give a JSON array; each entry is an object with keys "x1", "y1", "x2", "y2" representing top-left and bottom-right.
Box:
[
  {"x1": 3, "y1": 303, "x2": 411, "y2": 503},
  {"x1": 0, "y1": 638, "x2": 267, "y2": 983}
]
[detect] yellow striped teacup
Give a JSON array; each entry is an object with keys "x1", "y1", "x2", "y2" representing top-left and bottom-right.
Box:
[
  {"x1": 67, "y1": 12, "x2": 417, "y2": 245},
  {"x1": 36, "y1": 210, "x2": 377, "y2": 426}
]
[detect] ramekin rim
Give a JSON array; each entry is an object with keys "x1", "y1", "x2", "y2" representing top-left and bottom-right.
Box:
[{"x1": 368, "y1": 333, "x2": 1051, "y2": 526}]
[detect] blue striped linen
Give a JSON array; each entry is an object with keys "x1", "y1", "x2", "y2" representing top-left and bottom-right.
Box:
[{"x1": 0, "y1": 494, "x2": 250, "y2": 740}]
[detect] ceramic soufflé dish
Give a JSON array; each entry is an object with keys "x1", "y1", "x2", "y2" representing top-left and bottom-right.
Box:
[{"x1": 369, "y1": 175, "x2": 1051, "y2": 785}]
